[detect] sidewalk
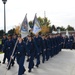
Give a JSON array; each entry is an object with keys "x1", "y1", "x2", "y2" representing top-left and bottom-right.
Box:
[{"x1": 0, "y1": 49, "x2": 75, "y2": 75}]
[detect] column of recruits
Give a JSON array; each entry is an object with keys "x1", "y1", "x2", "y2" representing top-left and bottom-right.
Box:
[{"x1": 1, "y1": 33, "x2": 65, "y2": 75}]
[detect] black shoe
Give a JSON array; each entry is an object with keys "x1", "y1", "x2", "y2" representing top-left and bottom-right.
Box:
[
  {"x1": 22, "y1": 69, "x2": 26, "y2": 74},
  {"x1": 28, "y1": 69, "x2": 31, "y2": 73},
  {"x1": 12, "y1": 62, "x2": 15, "y2": 67},
  {"x1": 42, "y1": 61, "x2": 44, "y2": 63},
  {"x1": 12, "y1": 64, "x2": 14, "y2": 66},
  {"x1": 7, "y1": 66, "x2": 11, "y2": 70},
  {"x1": 35, "y1": 65, "x2": 39, "y2": 68},
  {"x1": 46, "y1": 59, "x2": 48, "y2": 61},
  {"x1": 26, "y1": 58, "x2": 30, "y2": 62},
  {"x1": 32, "y1": 66, "x2": 34, "y2": 68}
]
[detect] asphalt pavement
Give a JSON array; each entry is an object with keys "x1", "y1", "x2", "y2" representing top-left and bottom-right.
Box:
[{"x1": 0, "y1": 49, "x2": 75, "y2": 75}]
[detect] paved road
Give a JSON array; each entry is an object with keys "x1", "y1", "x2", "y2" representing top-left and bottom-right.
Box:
[{"x1": 0, "y1": 49, "x2": 75, "y2": 75}]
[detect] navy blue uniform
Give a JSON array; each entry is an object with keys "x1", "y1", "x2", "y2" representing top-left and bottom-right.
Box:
[
  {"x1": 3, "y1": 39, "x2": 14, "y2": 68},
  {"x1": 56, "y1": 36, "x2": 59, "y2": 53},
  {"x1": 41, "y1": 38, "x2": 46, "y2": 63},
  {"x1": 50, "y1": 37, "x2": 55, "y2": 57},
  {"x1": 60, "y1": 36, "x2": 64, "y2": 49},
  {"x1": 26, "y1": 39, "x2": 35, "y2": 72},
  {"x1": 15, "y1": 41, "x2": 26, "y2": 75},
  {"x1": 34, "y1": 36, "x2": 42, "y2": 67},
  {"x1": 24, "y1": 37, "x2": 28, "y2": 42},
  {"x1": 53, "y1": 37, "x2": 56, "y2": 56},
  {"x1": 24, "y1": 38, "x2": 30, "y2": 62},
  {"x1": 48, "y1": 37, "x2": 52, "y2": 57},
  {"x1": 64, "y1": 36, "x2": 69, "y2": 49},
  {"x1": 12, "y1": 38, "x2": 17, "y2": 44},
  {"x1": 45, "y1": 38, "x2": 50, "y2": 60},
  {"x1": 2, "y1": 38, "x2": 7, "y2": 46},
  {"x1": 2, "y1": 37, "x2": 7, "y2": 64},
  {"x1": 53, "y1": 37, "x2": 57, "y2": 55},
  {"x1": 69, "y1": 36, "x2": 74, "y2": 49},
  {"x1": 57, "y1": 36, "x2": 61, "y2": 52},
  {"x1": 0, "y1": 39, "x2": 2, "y2": 51},
  {"x1": 59, "y1": 36, "x2": 63, "y2": 51}
]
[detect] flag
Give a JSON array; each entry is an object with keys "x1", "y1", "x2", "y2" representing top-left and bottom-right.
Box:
[
  {"x1": 32, "y1": 14, "x2": 41, "y2": 34},
  {"x1": 21, "y1": 14, "x2": 31, "y2": 38}
]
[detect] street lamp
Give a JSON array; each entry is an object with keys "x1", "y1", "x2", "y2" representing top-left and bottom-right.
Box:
[{"x1": 2, "y1": 0, "x2": 7, "y2": 33}]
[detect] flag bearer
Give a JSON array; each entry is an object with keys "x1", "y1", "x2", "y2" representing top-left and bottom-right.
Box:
[{"x1": 15, "y1": 35, "x2": 26, "y2": 75}]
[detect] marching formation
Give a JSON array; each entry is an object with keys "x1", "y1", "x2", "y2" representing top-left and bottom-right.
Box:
[
  {"x1": 0, "y1": 33, "x2": 65, "y2": 75},
  {"x1": 0, "y1": 14, "x2": 74, "y2": 75}
]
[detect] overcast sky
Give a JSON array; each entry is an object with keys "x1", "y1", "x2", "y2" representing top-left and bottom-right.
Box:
[{"x1": 0, "y1": 0, "x2": 75, "y2": 32}]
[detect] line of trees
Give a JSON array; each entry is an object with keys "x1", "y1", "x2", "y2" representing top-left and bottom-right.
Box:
[{"x1": 0, "y1": 17, "x2": 75, "y2": 38}]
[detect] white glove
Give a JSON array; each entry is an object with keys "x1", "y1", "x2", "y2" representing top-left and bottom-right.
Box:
[{"x1": 11, "y1": 56, "x2": 14, "y2": 59}]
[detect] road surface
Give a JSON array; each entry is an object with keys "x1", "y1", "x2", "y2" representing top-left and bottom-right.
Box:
[{"x1": 0, "y1": 49, "x2": 75, "y2": 75}]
